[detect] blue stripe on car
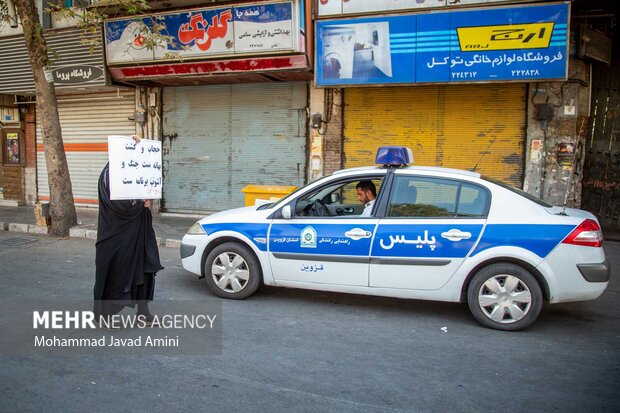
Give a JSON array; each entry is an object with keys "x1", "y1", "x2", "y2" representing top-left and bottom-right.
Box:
[
  {"x1": 201, "y1": 223, "x2": 270, "y2": 251},
  {"x1": 371, "y1": 224, "x2": 484, "y2": 258},
  {"x1": 202, "y1": 223, "x2": 575, "y2": 260},
  {"x1": 470, "y1": 224, "x2": 575, "y2": 258}
]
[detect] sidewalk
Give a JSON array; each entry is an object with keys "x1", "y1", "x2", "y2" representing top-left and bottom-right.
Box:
[{"x1": 0, "y1": 204, "x2": 199, "y2": 247}]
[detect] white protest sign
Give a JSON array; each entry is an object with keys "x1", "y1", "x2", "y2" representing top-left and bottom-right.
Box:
[{"x1": 107, "y1": 135, "x2": 163, "y2": 200}]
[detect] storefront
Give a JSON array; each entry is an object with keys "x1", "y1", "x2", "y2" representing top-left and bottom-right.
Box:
[
  {"x1": 162, "y1": 83, "x2": 307, "y2": 212},
  {"x1": 36, "y1": 89, "x2": 135, "y2": 205},
  {"x1": 316, "y1": 1, "x2": 568, "y2": 187},
  {"x1": 0, "y1": 96, "x2": 26, "y2": 204},
  {"x1": 0, "y1": 22, "x2": 135, "y2": 206},
  {"x1": 105, "y1": 0, "x2": 313, "y2": 213}
]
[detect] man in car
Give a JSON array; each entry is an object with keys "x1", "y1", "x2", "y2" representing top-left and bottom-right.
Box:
[{"x1": 356, "y1": 180, "x2": 377, "y2": 217}]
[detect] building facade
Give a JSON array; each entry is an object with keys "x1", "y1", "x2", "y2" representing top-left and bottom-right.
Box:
[
  {"x1": 0, "y1": 0, "x2": 616, "y2": 228},
  {"x1": 0, "y1": 5, "x2": 135, "y2": 206},
  {"x1": 312, "y1": 0, "x2": 594, "y2": 212},
  {"x1": 103, "y1": 0, "x2": 314, "y2": 213}
]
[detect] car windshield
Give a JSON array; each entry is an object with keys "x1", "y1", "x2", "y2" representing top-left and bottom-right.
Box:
[
  {"x1": 262, "y1": 179, "x2": 324, "y2": 210},
  {"x1": 483, "y1": 176, "x2": 553, "y2": 208}
]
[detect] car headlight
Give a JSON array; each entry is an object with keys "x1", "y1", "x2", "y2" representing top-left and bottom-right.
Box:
[{"x1": 186, "y1": 222, "x2": 205, "y2": 235}]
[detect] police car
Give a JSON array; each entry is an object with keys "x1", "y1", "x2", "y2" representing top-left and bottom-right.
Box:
[{"x1": 181, "y1": 147, "x2": 610, "y2": 331}]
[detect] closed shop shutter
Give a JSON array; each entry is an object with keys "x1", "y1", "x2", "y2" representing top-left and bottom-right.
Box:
[
  {"x1": 162, "y1": 82, "x2": 307, "y2": 213},
  {"x1": 37, "y1": 89, "x2": 136, "y2": 205},
  {"x1": 344, "y1": 84, "x2": 526, "y2": 187}
]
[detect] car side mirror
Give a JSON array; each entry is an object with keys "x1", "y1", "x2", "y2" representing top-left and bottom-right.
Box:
[
  {"x1": 282, "y1": 205, "x2": 292, "y2": 219},
  {"x1": 330, "y1": 193, "x2": 340, "y2": 203}
]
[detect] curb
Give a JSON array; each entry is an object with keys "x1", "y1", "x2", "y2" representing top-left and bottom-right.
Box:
[{"x1": 1, "y1": 221, "x2": 183, "y2": 247}]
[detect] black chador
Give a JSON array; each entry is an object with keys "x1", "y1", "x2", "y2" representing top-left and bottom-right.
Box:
[{"x1": 94, "y1": 163, "x2": 163, "y2": 317}]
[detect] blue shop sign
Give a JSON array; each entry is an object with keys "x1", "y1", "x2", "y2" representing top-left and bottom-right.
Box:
[{"x1": 316, "y1": 2, "x2": 568, "y2": 86}]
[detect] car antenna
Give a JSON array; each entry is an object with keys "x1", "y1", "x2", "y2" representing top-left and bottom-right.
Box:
[{"x1": 471, "y1": 136, "x2": 497, "y2": 172}]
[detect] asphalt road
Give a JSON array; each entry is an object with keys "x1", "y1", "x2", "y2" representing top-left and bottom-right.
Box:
[{"x1": 0, "y1": 232, "x2": 619, "y2": 412}]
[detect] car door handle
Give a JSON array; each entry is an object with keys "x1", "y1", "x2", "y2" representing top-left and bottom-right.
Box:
[
  {"x1": 441, "y1": 229, "x2": 472, "y2": 242},
  {"x1": 345, "y1": 228, "x2": 373, "y2": 240}
]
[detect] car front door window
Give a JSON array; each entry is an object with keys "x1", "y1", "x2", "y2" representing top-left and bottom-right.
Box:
[{"x1": 294, "y1": 178, "x2": 383, "y2": 218}]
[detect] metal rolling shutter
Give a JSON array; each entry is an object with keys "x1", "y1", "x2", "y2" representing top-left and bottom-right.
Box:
[
  {"x1": 162, "y1": 82, "x2": 307, "y2": 213},
  {"x1": 344, "y1": 84, "x2": 526, "y2": 187},
  {"x1": 37, "y1": 89, "x2": 136, "y2": 205},
  {"x1": 0, "y1": 28, "x2": 106, "y2": 95}
]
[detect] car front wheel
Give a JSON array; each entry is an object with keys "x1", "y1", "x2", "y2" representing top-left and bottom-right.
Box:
[
  {"x1": 467, "y1": 263, "x2": 543, "y2": 331},
  {"x1": 204, "y1": 242, "x2": 261, "y2": 299}
]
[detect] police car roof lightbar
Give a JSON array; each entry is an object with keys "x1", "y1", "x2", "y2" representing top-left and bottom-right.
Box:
[{"x1": 375, "y1": 146, "x2": 414, "y2": 167}]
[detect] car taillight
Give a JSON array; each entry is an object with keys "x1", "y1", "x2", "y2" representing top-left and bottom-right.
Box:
[{"x1": 562, "y1": 219, "x2": 603, "y2": 247}]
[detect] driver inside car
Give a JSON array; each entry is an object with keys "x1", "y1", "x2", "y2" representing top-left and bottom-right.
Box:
[{"x1": 356, "y1": 180, "x2": 377, "y2": 217}]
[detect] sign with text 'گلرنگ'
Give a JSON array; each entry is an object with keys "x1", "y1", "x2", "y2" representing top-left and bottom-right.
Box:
[
  {"x1": 104, "y1": 1, "x2": 297, "y2": 64},
  {"x1": 107, "y1": 136, "x2": 162, "y2": 200}
]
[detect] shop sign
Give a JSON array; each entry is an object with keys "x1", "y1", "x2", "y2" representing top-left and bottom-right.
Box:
[
  {"x1": 105, "y1": 1, "x2": 300, "y2": 64},
  {"x1": 52, "y1": 65, "x2": 105, "y2": 85},
  {"x1": 315, "y1": 2, "x2": 568, "y2": 86},
  {"x1": 318, "y1": 0, "x2": 525, "y2": 17}
]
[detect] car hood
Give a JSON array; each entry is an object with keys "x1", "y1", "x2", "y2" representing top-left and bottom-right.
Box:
[{"x1": 199, "y1": 205, "x2": 272, "y2": 224}]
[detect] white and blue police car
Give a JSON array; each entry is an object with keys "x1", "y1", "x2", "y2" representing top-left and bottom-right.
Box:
[{"x1": 181, "y1": 146, "x2": 610, "y2": 331}]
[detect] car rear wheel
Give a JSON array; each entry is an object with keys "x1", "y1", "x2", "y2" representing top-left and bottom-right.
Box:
[
  {"x1": 467, "y1": 263, "x2": 543, "y2": 331},
  {"x1": 204, "y1": 242, "x2": 261, "y2": 299}
]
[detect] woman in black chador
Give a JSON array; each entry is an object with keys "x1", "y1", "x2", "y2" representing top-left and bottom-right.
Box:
[{"x1": 93, "y1": 162, "x2": 163, "y2": 320}]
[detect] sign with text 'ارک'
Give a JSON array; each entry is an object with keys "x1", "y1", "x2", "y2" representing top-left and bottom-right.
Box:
[
  {"x1": 315, "y1": 2, "x2": 569, "y2": 86},
  {"x1": 107, "y1": 136, "x2": 162, "y2": 200}
]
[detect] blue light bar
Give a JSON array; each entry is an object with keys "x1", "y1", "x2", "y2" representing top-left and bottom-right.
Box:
[{"x1": 375, "y1": 146, "x2": 414, "y2": 166}]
